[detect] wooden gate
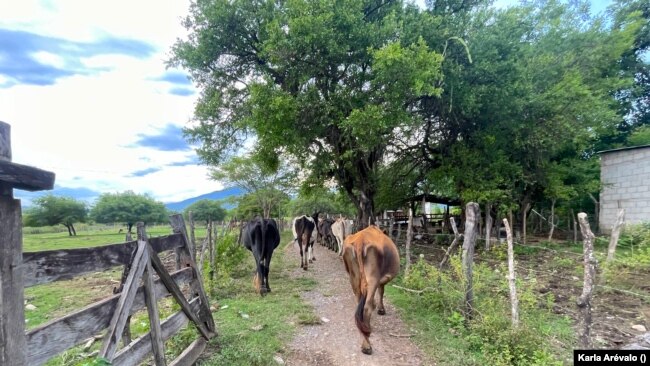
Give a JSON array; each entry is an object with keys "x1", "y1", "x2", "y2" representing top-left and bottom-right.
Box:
[{"x1": 24, "y1": 216, "x2": 216, "y2": 366}]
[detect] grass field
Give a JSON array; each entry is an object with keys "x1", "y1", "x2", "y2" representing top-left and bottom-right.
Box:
[{"x1": 22, "y1": 225, "x2": 315, "y2": 366}]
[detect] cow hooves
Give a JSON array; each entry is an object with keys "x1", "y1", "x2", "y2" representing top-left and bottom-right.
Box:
[
  {"x1": 361, "y1": 346, "x2": 373, "y2": 355},
  {"x1": 312, "y1": 257, "x2": 316, "y2": 261},
  {"x1": 308, "y1": 259, "x2": 312, "y2": 263},
  {"x1": 377, "y1": 308, "x2": 386, "y2": 315},
  {"x1": 303, "y1": 266, "x2": 308, "y2": 271}
]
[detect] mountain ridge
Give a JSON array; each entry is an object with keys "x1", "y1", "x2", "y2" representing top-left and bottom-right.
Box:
[{"x1": 164, "y1": 186, "x2": 243, "y2": 212}]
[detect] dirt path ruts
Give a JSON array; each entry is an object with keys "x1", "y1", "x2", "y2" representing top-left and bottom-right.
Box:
[{"x1": 283, "y1": 241, "x2": 430, "y2": 366}]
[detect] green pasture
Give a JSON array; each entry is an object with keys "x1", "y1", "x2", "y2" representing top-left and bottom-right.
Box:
[{"x1": 22, "y1": 224, "x2": 208, "y2": 252}]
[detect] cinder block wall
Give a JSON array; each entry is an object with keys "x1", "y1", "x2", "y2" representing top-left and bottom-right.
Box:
[{"x1": 600, "y1": 146, "x2": 650, "y2": 234}]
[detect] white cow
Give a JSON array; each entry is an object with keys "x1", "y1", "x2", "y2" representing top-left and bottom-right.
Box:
[{"x1": 332, "y1": 218, "x2": 355, "y2": 256}]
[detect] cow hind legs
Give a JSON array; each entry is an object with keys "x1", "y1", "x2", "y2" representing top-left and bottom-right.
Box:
[{"x1": 377, "y1": 284, "x2": 387, "y2": 315}]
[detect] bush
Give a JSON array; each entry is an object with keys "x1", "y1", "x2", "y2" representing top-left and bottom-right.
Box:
[
  {"x1": 399, "y1": 256, "x2": 568, "y2": 365},
  {"x1": 604, "y1": 222, "x2": 650, "y2": 270}
]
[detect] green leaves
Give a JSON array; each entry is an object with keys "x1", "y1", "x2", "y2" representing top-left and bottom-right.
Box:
[{"x1": 90, "y1": 191, "x2": 167, "y2": 228}]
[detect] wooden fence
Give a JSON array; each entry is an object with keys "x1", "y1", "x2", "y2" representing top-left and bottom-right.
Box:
[
  {"x1": 0, "y1": 122, "x2": 216, "y2": 365},
  {"x1": 28, "y1": 217, "x2": 215, "y2": 365}
]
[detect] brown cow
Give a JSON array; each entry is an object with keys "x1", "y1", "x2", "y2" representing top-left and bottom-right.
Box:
[{"x1": 342, "y1": 225, "x2": 400, "y2": 355}]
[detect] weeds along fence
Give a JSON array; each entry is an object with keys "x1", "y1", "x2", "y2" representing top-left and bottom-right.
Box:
[{"x1": 390, "y1": 202, "x2": 649, "y2": 354}]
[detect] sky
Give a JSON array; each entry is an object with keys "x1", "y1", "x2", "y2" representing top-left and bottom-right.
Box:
[
  {"x1": 1, "y1": 0, "x2": 613, "y2": 207},
  {"x1": 0, "y1": 0, "x2": 224, "y2": 206}
]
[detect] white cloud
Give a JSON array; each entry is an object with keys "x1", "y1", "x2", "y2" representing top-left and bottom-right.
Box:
[{"x1": 0, "y1": 0, "x2": 219, "y2": 204}]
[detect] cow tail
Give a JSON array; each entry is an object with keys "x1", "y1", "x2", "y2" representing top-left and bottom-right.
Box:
[{"x1": 354, "y1": 243, "x2": 371, "y2": 337}]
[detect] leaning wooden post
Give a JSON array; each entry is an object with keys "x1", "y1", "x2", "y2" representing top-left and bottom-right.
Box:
[
  {"x1": 503, "y1": 218, "x2": 519, "y2": 328},
  {"x1": 440, "y1": 217, "x2": 461, "y2": 268},
  {"x1": 0, "y1": 122, "x2": 54, "y2": 366},
  {"x1": 389, "y1": 217, "x2": 395, "y2": 241},
  {"x1": 577, "y1": 212, "x2": 597, "y2": 349},
  {"x1": 405, "y1": 207, "x2": 414, "y2": 275},
  {"x1": 462, "y1": 202, "x2": 480, "y2": 323},
  {"x1": 606, "y1": 208, "x2": 625, "y2": 263}
]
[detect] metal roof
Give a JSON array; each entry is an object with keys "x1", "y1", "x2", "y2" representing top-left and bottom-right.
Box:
[{"x1": 597, "y1": 144, "x2": 650, "y2": 155}]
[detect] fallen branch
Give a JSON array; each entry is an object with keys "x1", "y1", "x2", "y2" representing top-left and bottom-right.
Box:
[
  {"x1": 389, "y1": 333, "x2": 413, "y2": 338},
  {"x1": 392, "y1": 284, "x2": 436, "y2": 294}
]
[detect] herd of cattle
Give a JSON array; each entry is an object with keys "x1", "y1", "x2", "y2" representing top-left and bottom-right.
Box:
[{"x1": 238, "y1": 213, "x2": 400, "y2": 355}]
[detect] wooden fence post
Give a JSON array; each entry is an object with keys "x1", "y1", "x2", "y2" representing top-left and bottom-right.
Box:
[
  {"x1": 189, "y1": 211, "x2": 196, "y2": 260},
  {"x1": 577, "y1": 212, "x2": 597, "y2": 349},
  {"x1": 462, "y1": 202, "x2": 480, "y2": 322},
  {"x1": 440, "y1": 217, "x2": 461, "y2": 268},
  {"x1": 522, "y1": 202, "x2": 530, "y2": 245},
  {"x1": 0, "y1": 121, "x2": 54, "y2": 366},
  {"x1": 485, "y1": 203, "x2": 493, "y2": 251},
  {"x1": 405, "y1": 208, "x2": 413, "y2": 275},
  {"x1": 606, "y1": 208, "x2": 625, "y2": 263},
  {"x1": 209, "y1": 220, "x2": 215, "y2": 279},
  {"x1": 503, "y1": 218, "x2": 519, "y2": 328},
  {"x1": 138, "y1": 223, "x2": 166, "y2": 366}
]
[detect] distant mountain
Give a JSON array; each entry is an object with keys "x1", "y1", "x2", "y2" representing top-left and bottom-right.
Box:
[{"x1": 165, "y1": 187, "x2": 244, "y2": 212}]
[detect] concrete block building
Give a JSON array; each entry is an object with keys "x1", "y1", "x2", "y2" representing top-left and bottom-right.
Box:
[{"x1": 599, "y1": 145, "x2": 650, "y2": 233}]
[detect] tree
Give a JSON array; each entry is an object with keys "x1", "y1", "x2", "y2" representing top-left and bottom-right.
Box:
[
  {"x1": 184, "y1": 199, "x2": 226, "y2": 225},
  {"x1": 233, "y1": 189, "x2": 290, "y2": 219},
  {"x1": 286, "y1": 187, "x2": 355, "y2": 217},
  {"x1": 397, "y1": 0, "x2": 643, "y2": 225},
  {"x1": 90, "y1": 191, "x2": 167, "y2": 233},
  {"x1": 27, "y1": 195, "x2": 87, "y2": 236},
  {"x1": 171, "y1": 0, "x2": 444, "y2": 227},
  {"x1": 210, "y1": 154, "x2": 296, "y2": 218}
]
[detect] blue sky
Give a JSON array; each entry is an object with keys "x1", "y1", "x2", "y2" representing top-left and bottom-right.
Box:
[
  {"x1": 0, "y1": 0, "x2": 225, "y2": 206},
  {"x1": 1, "y1": 0, "x2": 613, "y2": 207}
]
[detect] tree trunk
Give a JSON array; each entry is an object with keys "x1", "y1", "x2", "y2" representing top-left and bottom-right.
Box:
[
  {"x1": 127, "y1": 222, "x2": 133, "y2": 234},
  {"x1": 71, "y1": 223, "x2": 76, "y2": 236},
  {"x1": 548, "y1": 199, "x2": 556, "y2": 242},
  {"x1": 64, "y1": 224, "x2": 73, "y2": 236}
]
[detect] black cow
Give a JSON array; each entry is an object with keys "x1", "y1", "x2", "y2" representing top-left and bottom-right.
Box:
[
  {"x1": 293, "y1": 211, "x2": 319, "y2": 270},
  {"x1": 318, "y1": 218, "x2": 336, "y2": 250},
  {"x1": 239, "y1": 217, "x2": 281, "y2": 295}
]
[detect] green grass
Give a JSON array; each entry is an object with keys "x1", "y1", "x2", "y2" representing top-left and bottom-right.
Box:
[
  {"x1": 198, "y1": 231, "x2": 318, "y2": 365},
  {"x1": 386, "y1": 257, "x2": 575, "y2": 366}
]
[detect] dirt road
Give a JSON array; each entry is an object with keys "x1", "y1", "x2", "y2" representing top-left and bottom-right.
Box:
[{"x1": 283, "y1": 241, "x2": 430, "y2": 366}]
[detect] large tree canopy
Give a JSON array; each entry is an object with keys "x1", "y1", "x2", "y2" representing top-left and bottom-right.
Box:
[
  {"x1": 26, "y1": 195, "x2": 87, "y2": 236},
  {"x1": 90, "y1": 191, "x2": 168, "y2": 233},
  {"x1": 171, "y1": 0, "x2": 444, "y2": 226}
]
